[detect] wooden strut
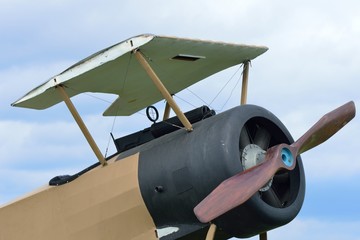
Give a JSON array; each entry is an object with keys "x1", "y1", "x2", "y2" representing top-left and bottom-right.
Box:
[
  {"x1": 57, "y1": 85, "x2": 107, "y2": 166},
  {"x1": 205, "y1": 224, "x2": 217, "y2": 240},
  {"x1": 241, "y1": 61, "x2": 265, "y2": 239},
  {"x1": 259, "y1": 232, "x2": 267, "y2": 240},
  {"x1": 240, "y1": 60, "x2": 250, "y2": 105},
  {"x1": 163, "y1": 101, "x2": 171, "y2": 120},
  {"x1": 134, "y1": 50, "x2": 193, "y2": 131}
]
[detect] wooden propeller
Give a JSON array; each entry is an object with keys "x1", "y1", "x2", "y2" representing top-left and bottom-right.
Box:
[{"x1": 194, "y1": 101, "x2": 356, "y2": 223}]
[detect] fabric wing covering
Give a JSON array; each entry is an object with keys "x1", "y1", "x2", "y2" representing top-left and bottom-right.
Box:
[{"x1": 12, "y1": 34, "x2": 268, "y2": 116}]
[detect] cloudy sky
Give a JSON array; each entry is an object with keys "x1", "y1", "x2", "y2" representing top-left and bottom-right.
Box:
[{"x1": 1, "y1": 0, "x2": 359, "y2": 239}]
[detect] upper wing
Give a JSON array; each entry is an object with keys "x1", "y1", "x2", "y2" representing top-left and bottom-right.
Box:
[{"x1": 12, "y1": 34, "x2": 268, "y2": 116}]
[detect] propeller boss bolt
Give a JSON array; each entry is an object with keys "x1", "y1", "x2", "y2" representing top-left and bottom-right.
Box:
[{"x1": 281, "y1": 147, "x2": 294, "y2": 167}]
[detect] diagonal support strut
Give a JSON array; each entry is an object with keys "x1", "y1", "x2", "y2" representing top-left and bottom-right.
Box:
[
  {"x1": 134, "y1": 50, "x2": 193, "y2": 132},
  {"x1": 57, "y1": 85, "x2": 107, "y2": 166}
]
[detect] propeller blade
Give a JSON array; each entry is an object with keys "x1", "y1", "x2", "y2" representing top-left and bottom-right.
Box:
[
  {"x1": 194, "y1": 101, "x2": 356, "y2": 223},
  {"x1": 292, "y1": 101, "x2": 355, "y2": 155},
  {"x1": 194, "y1": 144, "x2": 294, "y2": 223}
]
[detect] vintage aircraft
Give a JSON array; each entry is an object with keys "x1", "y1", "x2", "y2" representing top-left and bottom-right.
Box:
[{"x1": 0, "y1": 34, "x2": 356, "y2": 240}]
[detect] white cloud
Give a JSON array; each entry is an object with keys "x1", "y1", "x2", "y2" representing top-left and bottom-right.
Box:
[
  {"x1": 268, "y1": 218, "x2": 360, "y2": 240},
  {"x1": 0, "y1": 120, "x2": 85, "y2": 163},
  {"x1": 0, "y1": 61, "x2": 76, "y2": 106},
  {"x1": 1, "y1": 2, "x2": 359, "y2": 239},
  {"x1": 0, "y1": 167, "x2": 74, "y2": 205},
  {"x1": 233, "y1": 218, "x2": 360, "y2": 240}
]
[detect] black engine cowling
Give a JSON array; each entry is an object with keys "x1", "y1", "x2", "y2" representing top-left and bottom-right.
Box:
[{"x1": 117, "y1": 104, "x2": 305, "y2": 239}]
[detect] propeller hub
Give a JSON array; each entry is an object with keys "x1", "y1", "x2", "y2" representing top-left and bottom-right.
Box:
[{"x1": 281, "y1": 147, "x2": 294, "y2": 167}]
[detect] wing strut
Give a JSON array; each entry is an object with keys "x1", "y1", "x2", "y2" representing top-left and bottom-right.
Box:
[
  {"x1": 57, "y1": 85, "x2": 107, "y2": 166},
  {"x1": 240, "y1": 60, "x2": 250, "y2": 105},
  {"x1": 163, "y1": 101, "x2": 171, "y2": 120},
  {"x1": 205, "y1": 224, "x2": 217, "y2": 240},
  {"x1": 134, "y1": 50, "x2": 193, "y2": 131},
  {"x1": 259, "y1": 232, "x2": 267, "y2": 240},
  {"x1": 240, "y1": 60, "x2": 268, "y2": 240}
]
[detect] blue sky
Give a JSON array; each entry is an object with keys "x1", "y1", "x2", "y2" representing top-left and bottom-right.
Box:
[{"x1": 1, "y1": 0, "x2": 359, "y2": 239}]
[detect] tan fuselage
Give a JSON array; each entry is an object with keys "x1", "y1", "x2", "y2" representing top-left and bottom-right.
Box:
[{"x1": 0, "y1": 153, "x2": 157, "y2": 240}]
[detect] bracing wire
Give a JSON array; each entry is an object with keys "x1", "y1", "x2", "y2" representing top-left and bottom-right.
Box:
[
  {"x1": 174, "y1": 94, "x2": 197, "y2": 108},
  {"x1": 119, "y1": 51, "x2": 248, "y2": 129},
  {"x1": 104, "y1": 53, "x2": 133, "y2": 157},
  {"x1": 218, "y1": 71, "x2": 243, "y2": 112},
  {"x1": 64, "y1": 85, "x2": 113, "y2": 104},
  {"x1": 218, "y1": 61, "x2": 252, "y2": 111},
  {"x1": 62, "y1": 53, "x2": 135, "y2": 158},
  {"x1": 209, "y1": 64, "x2": 243, "y2": 107},
  {"x1": 137, "y1": 50, "x2": 198, "y2": 116},
  {"x1": 185, "y1": 88, "x2": 210, "y2": 106},
  {"x1": 104, "y1": 113, "x2": 118, "y2": 158},
  {"x1": 139, "y1": 49, "x2": 242, "y2": 112},
  {"x1": 60, "y1": 52, "x2": 250, "y2": 159}
]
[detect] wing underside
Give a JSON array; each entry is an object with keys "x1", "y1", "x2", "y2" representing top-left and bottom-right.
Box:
[{"x1": 12, "y1": 34, "x2": 268, "y2": 116}]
